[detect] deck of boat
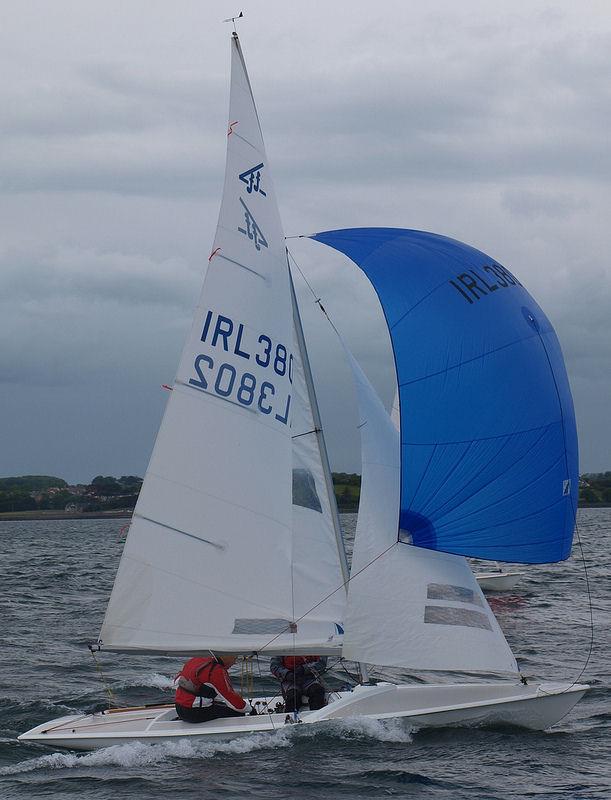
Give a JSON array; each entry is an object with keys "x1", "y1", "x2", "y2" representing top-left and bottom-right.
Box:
[{"x1": 19, "y1": 682, "x2": 588, "y2": 751}]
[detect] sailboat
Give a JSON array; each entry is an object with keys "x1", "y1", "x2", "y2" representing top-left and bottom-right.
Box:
[
  {"x1": 475, "y1": 563, "x2": 525, "y2": 592},
  {"x1": 20, "y1": 33, "x2": 587, "y2": 751}
]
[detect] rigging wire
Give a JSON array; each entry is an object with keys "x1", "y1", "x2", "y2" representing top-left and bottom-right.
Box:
[
  {"x1": 569, "y1": 517, "x2": 595, "y2": 687},
  {"x1": 537, "y1": 512, "x2": 594, "y2": 700},
  {"x1": 239, "y1": 655, "x2": 254, "y2": 696},
  {"x1": 532, "y1": 323, "x2": 594, "y2": 695},
  {"x1": 88, "y1": 646, "x2": 116, "y2": 709},
  {"x1": 535, "y1": 512, "x2": 594, "y2": 725},
  {"x1": 256, "y1": 540, "x2": 398, "y2": 655},
  {"x1": 290, "y1": 538, "x2": 299, "y2": 720},
  {"x1": 286, "y1": 249, "x2": 320, "y2": 304},
  {"x1": 287, "y1": 248, "x2": 340, "y2": 334},
  {"x1": 253, "y1": 654, "x2": 278, "y2": 730}
]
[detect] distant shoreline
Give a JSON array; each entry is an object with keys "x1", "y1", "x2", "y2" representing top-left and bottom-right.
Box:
[{"x1": 0, "y1": 504, "x2": 609, "y2": 522}]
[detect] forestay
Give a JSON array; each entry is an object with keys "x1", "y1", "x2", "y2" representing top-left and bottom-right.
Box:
[
  {"x1": 312, "y1": 228, "x2": 578, "y2": 564},
  {"x1": 339, "y1": 344, "x2": 517, "y2": 673},
  {"x1": 99, "y1": 35, "x2": 344, "y2": 656}
]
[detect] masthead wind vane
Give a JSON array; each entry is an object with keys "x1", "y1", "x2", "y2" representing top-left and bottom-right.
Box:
[{"x1": 223, "y1": 11, "x2": 244, "y2": 32}]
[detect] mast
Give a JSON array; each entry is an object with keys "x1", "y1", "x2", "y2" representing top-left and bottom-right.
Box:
[{"x1": 288, "y1": 256, "x2": 369, "y2": 681}]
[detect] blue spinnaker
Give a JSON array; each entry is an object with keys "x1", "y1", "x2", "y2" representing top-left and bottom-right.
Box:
[{"x1": 312, "y1": 228, "x2": 578, "y2": 563}]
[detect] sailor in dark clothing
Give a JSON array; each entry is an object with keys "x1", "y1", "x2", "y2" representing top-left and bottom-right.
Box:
[{"x1": 270, "y1": 655, "x2": 327, "y2": 712}]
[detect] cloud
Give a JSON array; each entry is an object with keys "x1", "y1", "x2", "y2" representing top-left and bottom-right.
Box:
[
  {"x1": 0, "y1": 244, "x2": 198, "y2": 387},
  {"x1": 501, "y1": 189, "x2": 586, "y2": 219},
  {"x1": 0, "y1": 0, "x2": 610, "y2": 480}
]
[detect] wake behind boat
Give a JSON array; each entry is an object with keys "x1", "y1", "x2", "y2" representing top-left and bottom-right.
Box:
[{"x1": 21, "y1": 32, "x2": 587, "y2": 751}]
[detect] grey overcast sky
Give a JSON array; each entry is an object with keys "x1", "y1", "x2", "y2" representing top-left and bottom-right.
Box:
[{"x1": 1, "y1": 1, "x2": 609, "y2": 484}]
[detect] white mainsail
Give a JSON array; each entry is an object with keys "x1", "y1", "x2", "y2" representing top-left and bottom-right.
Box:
[
  {"x1": 99, "y1": 34, "x2": 344, "y2": 656},
  {"x1": 341, "y1": 348, "x2": 518, "y2": 674}
]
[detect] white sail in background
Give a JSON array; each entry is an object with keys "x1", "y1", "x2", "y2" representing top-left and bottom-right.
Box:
[
  {"x1": 289, "y1": 286, "x2": 347, "y2": 632},
  {"x1": 341, "y1": 348, "x2": 518, "y2": 674},
  {"x1": 100, "y1": 35, "x2": 342, "y2": 655}
]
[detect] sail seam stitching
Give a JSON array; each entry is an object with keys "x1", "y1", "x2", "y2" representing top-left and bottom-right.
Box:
[
  {"x1": 426, "y1": 424, "x2": 557, "y2": 526},
  {"x1": 143, "y1": 469, "x2": 293, "y2": 531},
  {"x1": 398, "y1": 330, "x2": 542, "y2": 388},
  {"x1": 402, "y1": 420, "x2": 560, "y2": 446},
  {"x1": 432, "y1": 493, "x2": 567, "y2": 539}
]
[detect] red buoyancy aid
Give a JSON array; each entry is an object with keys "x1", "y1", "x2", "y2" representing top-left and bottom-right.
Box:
[
  {"x1": 175, "y1": 657, "x2": 248, "y2": 712},
  {"x1": 281, "y1": 656, "x2": 321, "y2": 670}
]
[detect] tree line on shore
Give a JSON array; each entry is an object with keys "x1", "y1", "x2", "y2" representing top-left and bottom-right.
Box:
[
  {"x1": 0, "y1": 471, "x2": 609, "y2": 515},
  {"x1": 0, "y1": 475, "x2": 142, "y2": 514}
]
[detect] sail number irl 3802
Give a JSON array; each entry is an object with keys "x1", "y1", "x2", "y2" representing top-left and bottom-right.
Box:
[{"x1": 188, "y1": 310, "x2": 293, "y2": 425}]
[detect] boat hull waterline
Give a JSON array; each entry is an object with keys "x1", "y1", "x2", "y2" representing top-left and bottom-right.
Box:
[{"x1": 19, "y1": 681, "x2": 587, "y2": 751}]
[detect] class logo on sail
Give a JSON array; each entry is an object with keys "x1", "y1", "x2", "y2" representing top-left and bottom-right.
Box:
[{"x1": 239, "y1": 162, "x2": 266, "y2": 196}]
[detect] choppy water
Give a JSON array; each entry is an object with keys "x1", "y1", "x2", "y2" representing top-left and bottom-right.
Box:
[{"x1": 0, "y1": 511, "x2": 609, "y2": 799}]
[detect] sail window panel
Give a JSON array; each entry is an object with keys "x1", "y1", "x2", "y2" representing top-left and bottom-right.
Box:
[
  {"x1": 232, "y1": 618, "x2": 292, "y2": 634},
  {"x1": 424, "y1": 606, "x2": 493, "y2": 631},
  {"x1": 426, "y1": 583, "x2": 483, "y2": 607},
  {"x1": 292, "y1": 468, "x2": 322, "y2": 512}
]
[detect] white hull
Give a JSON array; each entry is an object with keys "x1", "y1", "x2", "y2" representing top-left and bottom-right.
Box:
[
  {"x1": 19, "y1": 681, "x2": 587, "y2": 751},
  {"x1": 476, "y1": 571, "x2": 524, "y2": 591}
]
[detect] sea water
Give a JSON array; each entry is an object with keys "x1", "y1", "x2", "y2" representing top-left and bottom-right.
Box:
[{"x1": 0, "y1": 511, "x2": 609, "y2": 799}]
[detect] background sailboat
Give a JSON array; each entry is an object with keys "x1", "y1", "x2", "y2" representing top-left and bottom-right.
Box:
[
  {"x1": 475, "y1": 563, "x2": 525, "y2": 592},
  {"x1": 20, "y1": 33, "x2": 587, "y2": 751}
]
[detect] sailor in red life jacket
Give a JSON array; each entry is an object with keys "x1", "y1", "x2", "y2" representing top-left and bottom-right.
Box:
[
  {"x1": 270, "y1": 655, "x2": 327, "y2": 712},
  {"x1": 175, "y1": 654, "x2": 254, "y2": 723}
]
